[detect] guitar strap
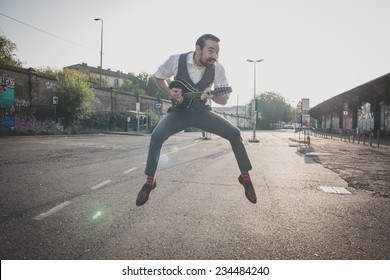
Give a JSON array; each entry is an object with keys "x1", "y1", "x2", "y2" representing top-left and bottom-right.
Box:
[{"x1": 173, "y1": 52, "x2": 215, "y2": 111}]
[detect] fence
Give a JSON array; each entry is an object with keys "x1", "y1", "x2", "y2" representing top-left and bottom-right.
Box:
[
  {"x1": 312, "y1": 128, "x2": 389, "y2": 148},
  {"x1": 213, "y1": 111, "x2": 252, "y2": 130}
]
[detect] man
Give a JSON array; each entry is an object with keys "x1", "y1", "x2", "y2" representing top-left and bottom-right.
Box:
[{"x1": 136, "y1": 34, "x2": 257, "y2": 206}]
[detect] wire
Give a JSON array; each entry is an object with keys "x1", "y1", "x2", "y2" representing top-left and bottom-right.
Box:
[
  {"x1": 0, "y1": 12, "x2": 98, "y2": 53},
  {"x1": 0, "y1": 12, "x2": 129, "y2": 69}
]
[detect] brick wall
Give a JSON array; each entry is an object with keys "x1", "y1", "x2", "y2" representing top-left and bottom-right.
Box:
[
  {"x1": 92, "y1": 87, "x2": 170, "y2": 114},
  {"x1": 0, "y1": 64, "x2": 171, "y2": 133},
  {"x1": 0, "y1": 64, "x2": 58, "y2": 107}
]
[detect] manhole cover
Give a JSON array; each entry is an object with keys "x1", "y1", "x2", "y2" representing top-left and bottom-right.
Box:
[
  {"x1": 306, "y1": 152, "x2": 333, "y2": 156},
  {"x1": 320, "y1": 186, "x2": 351, "y2": 194}
]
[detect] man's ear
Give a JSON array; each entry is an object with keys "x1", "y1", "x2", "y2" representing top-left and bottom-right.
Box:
[{"x1": 195, "y1": 45, "x2": 202, "y2": 54}]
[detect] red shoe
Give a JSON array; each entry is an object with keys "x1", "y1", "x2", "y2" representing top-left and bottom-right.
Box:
[
  {"x1": 238, "y1": 175, "x2": 257, "y2": 204},
  {"x1": 136, "y1": 181, "x2": 157, "y2": 206}
]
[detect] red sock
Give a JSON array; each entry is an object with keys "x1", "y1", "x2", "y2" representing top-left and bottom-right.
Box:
[
  {"x1": 241, "y1": 171, "x2": 251, "y2": 182},
  {"x1": 146, "y1": 175, "x2": 155, "y2": 185}
]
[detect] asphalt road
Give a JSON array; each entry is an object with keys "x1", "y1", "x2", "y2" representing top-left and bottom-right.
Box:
[{"x1": 0, "y1": 130, "x2": 389, "y2": 260}]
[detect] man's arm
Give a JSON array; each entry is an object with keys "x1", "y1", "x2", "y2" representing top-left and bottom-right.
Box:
[
  {"x1": 200, "y1": 89, "x2": 229, "y2": 106},
  {"x1": 154, "y1": 77, "x2": 184, "y2": 103},
  {"x1": 211, "y1": 64, "x2": 229, "y2": 105},
  {"x1": 154, "y1": 77, "x2": 171, "y2": 95},
  {"x1": 201, "y1": 86, "x2": 229, "y2": 106},
  {"x1": 212, "y1": 94, "x2": 229, "y2": 106}
]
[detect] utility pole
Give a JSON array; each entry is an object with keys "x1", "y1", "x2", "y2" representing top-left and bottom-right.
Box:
[
  {"x1": 247, "y1": 59, "x2": 264, "y2": 142},
  {"x1": 94, "y1": 18, "x2": 103, "y2": 86}
]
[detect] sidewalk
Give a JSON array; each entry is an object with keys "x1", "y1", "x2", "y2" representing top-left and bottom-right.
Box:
[{"x1": 297, "y1": 134, "x2": 390, "y2": 198}]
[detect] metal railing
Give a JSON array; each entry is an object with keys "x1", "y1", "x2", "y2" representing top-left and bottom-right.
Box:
[{"x1": 312, "y1": 128, "x2": 388, "y2": 148}]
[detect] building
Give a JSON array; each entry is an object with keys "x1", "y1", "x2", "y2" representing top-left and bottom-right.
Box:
[
  {"x1": 213, "y1": 105, "x2": 247, "y2": 116},
  {"x1": 309, "y1": 72, "x2": 390, "y2": 137},
  {"x1": 64, "y1": 62, "x2": 135, "y2": 87}
]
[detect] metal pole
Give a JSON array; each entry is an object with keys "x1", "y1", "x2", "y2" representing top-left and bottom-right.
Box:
[
  {"x1": 236, "y1": 94, "x2": 239, "y2": 127},
  {"x1": 247, "y1": 59, "x2": 263, "y2": 142},
  {"x1": 292, "y1": 101, "x2": 297, "y2": 128},
  {"x1": 253, "y1": 61, "x2": 256, "y2": 140},
  {"x1": 54, "y1": 104, "x2": 57, "y2": 123},
  {"x1": 377, "y1": 129, "x2": 380, "y2": 147},
  {"x1": 94, "y1": 18, "x2": 103, "y2": 86},
  {"x1": 137, "y1": 113, "x2": 140, "y2": 133}
]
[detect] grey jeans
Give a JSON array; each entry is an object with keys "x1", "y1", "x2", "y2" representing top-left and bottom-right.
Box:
[{"x1": 144, "y1": 109, "x2": 252, "y2": 175}]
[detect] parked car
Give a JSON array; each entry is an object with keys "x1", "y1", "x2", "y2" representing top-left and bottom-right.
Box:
[{"x1": 283, "y1": 124, "x2": 294, "y2": 129}]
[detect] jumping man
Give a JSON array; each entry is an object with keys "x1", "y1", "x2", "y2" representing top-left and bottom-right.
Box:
[{"x1": 136, "y1": 34, "x2": 257, "y2": 206}]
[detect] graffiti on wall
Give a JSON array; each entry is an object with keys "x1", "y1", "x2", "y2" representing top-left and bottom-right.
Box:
[
  {"x1": 380, "y1": 104, "x2": 390, "y2": 132},
  {"x1": 358, "y1": 103, "x2": 374, "y2": 131},
  {"x1": 0, "y1": 76, "x2": 15, "y2": 132}
]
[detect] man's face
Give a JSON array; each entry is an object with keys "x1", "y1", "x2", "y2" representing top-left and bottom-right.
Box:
[{"x1": 198, "y1": 39, "x2": 219, "y2": 68}]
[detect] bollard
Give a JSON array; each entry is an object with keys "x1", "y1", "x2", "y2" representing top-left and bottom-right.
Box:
[
  {"x1": 377, "y1": 129, "x2": 380, "y2": 148},
  {"x1": 369, "y1": 131, "x2": 372, "y2": 147}
]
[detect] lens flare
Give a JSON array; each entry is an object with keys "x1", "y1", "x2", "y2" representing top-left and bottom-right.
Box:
[
  {"x1": 159, "y1": 154, "x2": 169, "y2": 165},
  {"x1": 171, "y1": 146, "x2": 178, "y2": 152},
  {"x1": 92, "y1": 211, "x2": 102, "y2": 220}
]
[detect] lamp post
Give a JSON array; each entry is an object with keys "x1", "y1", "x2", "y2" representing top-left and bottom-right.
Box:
[
  {"x1": 247, "y1": 59, "x2": 263, "y2": 142},
  {"x1": 94, "y1": 18, "x2": 103, "y2": 86},
  {"x1": 236, "y1": 94, "x2": 239, "y2": 127}
]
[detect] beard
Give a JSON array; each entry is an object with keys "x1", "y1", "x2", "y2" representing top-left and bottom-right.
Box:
[{"x1": 200, "y1": 51, "x2": 217, "y2": 68}]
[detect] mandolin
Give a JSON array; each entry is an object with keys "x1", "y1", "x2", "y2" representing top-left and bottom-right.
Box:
[{"x1": 168, "y1": 79, "x2": 232, "y2": 109}]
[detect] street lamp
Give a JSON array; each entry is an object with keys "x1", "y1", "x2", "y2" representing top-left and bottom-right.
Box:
[
  {"x1": 247, "y1": 59, "x2": 264, "y2": 142},
  {"x1": 94, "y1": 18, "x2": 103, "y2": 86}
]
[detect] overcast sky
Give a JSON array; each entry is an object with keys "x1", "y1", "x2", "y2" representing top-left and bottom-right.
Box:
[{"x1": 1, "y1": 0, "x2": 389, "y2": 108}]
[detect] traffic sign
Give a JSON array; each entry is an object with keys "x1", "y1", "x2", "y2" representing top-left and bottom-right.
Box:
[{"x1": 154, "y1": 102, "x2": 162, "y2": 109}]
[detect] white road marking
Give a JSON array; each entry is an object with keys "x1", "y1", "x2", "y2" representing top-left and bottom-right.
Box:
[
  {"x1": 31, "y1": 140, "x2": 201, "y2": 221},
  {"x1": 166, "y1": 141, "x2": 200, "y2": 155},
  {"x1": 33, "y1": 201, "x2": 72, "y2": 221},
  {"x1": 123, "y1": 167, "x2": 137, "y2": 174},
  {"x1": 90, "y1": 179, "x2": 112, "y2": 190},
  {"x1": 35, "y1": 140, "x2": 200, "y2": 220}
]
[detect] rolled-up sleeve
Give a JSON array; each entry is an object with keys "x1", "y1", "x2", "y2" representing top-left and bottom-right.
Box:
[
  {"x1": 214, "y1": 63, "x2": 229, "y2": 88},
  {"x1": 154, "y1": 54, "x2": 180, "y2": 80}
]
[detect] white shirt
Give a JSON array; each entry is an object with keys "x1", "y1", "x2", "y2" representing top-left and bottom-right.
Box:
[{"x1": 154, "y1": 52, "x2": 228, "y2": 88}]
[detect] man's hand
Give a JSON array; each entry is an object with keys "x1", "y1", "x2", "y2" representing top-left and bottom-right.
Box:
[
  {"x1": 201, "y1": 87, "x2": 229, "y2": 105},
  {"x1": 171, "y1": 88, "x2": 184, "y2": 103},
  {"x1": 154, "y1": 77, "x2": 184, "y2": 103},
  {"x1": 200, "y1": 87, "x2": 213, "y2": 101}
]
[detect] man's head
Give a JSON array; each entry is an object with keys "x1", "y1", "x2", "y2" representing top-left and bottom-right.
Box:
[
  {"x1": 196, "y1": 34, "x2": 220, "y2": 49},
  {"x1": 195, "y1": 34, "x2": 220, "y2": 68}
]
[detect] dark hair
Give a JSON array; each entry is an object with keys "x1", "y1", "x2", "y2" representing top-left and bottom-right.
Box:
[{"x1": 195, "y1": 34, "x2": 220, "y2": 49}]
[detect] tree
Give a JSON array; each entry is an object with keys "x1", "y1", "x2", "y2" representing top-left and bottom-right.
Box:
[
  {"x1": 255, "y1": 92, "x2": 292, "y2": 129},
  {"x1": 120, "y1": 72, "x2": 165, "y2": 99},
  {"x1": 145, "y1": 75, "x2": 166, "y2": 99},
  {"x1": 0, "y1": 35, "x2": 23, "y2": 67},
  {"x1": 51, "y1": 69, "x2": 96, "y2": 127},
  {"x1": 35, "y1": 66, "x2": 58, "y2": 76}
]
